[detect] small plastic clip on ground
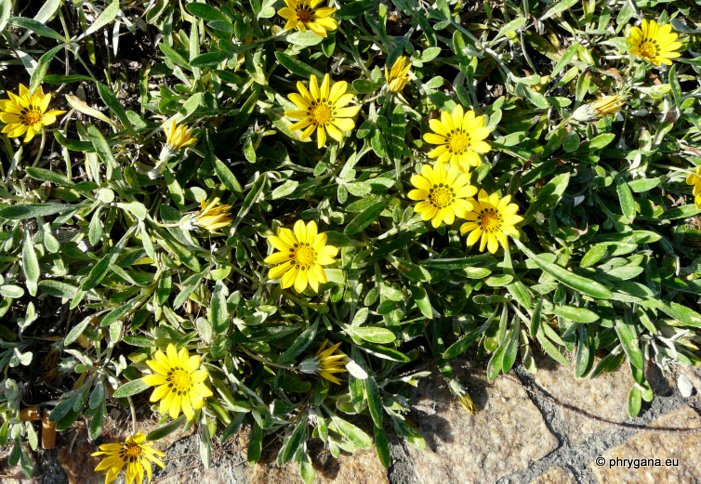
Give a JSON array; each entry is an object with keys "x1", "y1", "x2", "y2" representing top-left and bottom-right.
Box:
[{"x1": 41, "y1": 409, "x2": 57, "y2": 450}]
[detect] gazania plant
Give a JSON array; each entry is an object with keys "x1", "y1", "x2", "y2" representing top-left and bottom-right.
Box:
[{"x1": 1, "y1": 2, "x2": 700, "y2": 484}]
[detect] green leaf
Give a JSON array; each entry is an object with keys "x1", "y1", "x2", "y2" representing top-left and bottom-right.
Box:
[
  {"x1": 330, "y1": 416, "x2": 372, "y2": 449},
  {"x1": 575, "y1": 325, "x2": 592, "y2": 377},
  {"x1": 81, "y1": 226, "x2": 135, "y2": 290},
  {"x1": 50, "y1": 395, "x2": 78, "y2": 422},
  {"x1": 233, "y1": 174, "x2": 266, "y2": 229},
  {"x1": 364, "y1": 377, "x2": 383, "y2": 427},
  {"x1": 190, "y1": 51, "x2": 230, "y2": 67},
  {"x1": 374, "y1": 426, "x2": 390, "y2": 469},
  {"x1": 89, "y1": 381, "x2": 105, "y2": 409},
  {"x1": 186, "y1": 3, "x2": 230, "y2": 21},
  {"x1": 613, "y1": 172, "x2": 635, "y2": 222},
  {"x1": 22, "y1": 229, "x2": 40, "y2": 297},
  {"x1": 337, "y1": 0, "x2": 375, "y2": 18},
  {"x1": 627, "y1": 386, "x2": 642, "y2": 417},
  {"x1": 112, "y1": 379, "x2": 149, "y2": 398},
  {"x1": 117, "y1": 201, "x2": 147, "y2": 220},
  {"x1": 344, "y1": 201, "x2": 387, "y2": 235},
  {"x1": 78, "y1": 0, "x2": 120, "y2": 39},
  {"x1": 64, "y1": 316, "x2": 92, "y2": 345},
  {"x1": 523, "y1": 173, "x2": 569, "y2": 222},
  {"x1": 536, "y1": 331, "x2": 569, "y2": 366},
  {"x1": 30, "y1": 44, "x2": 64, "y2": 92},
  {"x1": 147, "y1": 415, "x2": 187, "y2": 441},
  {"x1": 349, "y1": 326, "x2": 396, "y2": 344},
  {"x1": 0, "y1": 203, "x2": 75, "y2": 220},
  {"x1": 644, "y1": 300, "x2": 701, "y2": 328},
  {"x1": 587, "y1": 133, "x2": 616, "y2": 151},
  {"x1": 247, "y1": 423, "x2": 263, "y2": 464},
  {"x1": 493, "y1": 16, "x2": 527, "y2": 42},
  {"x1": 277, "y1": 420, "x2": 306, "y2": 465},
  {"x1": 96, "y1": 83, "x2": 132, "y2": 131},
  {"x1": 212, "y1": 157, "x2": 243, "y2": 196},
  {"x1": 10, "y1": 17, "x2": 65, "y2": 41},
  {"x1": 287, "y1": 31, "x2": 324, "y2": 46},
  {"x1": 421, "y1": 47, "x2": 441, "y2": 62},
  {"x1": 38, "y1": 280, "x2": 78, "y2": 299},
  {"x1": 0, "y1": 0, "x2": 12, "y2": 33},
  {"x1": 279, "y1": 323, "x2": 318, "y2": 364},
  {"x1": 501, "y1": 320, "x2": 520, "y2": 373},
  {"x1": 25, "y1": 167, "x2": 72, "y2": 186},
  {"x1": 580, "y1": 244, "x2": 608, "y2": 268},
  {"x1": 553, "y1": 305, "x2": 600, "y2": 323},
  {"x1": 514, "y1": 239, "x2": 613, "y2": 299},
  {"x1": 173, "y1": 270, "x2": 207, "y2": 309},
  {"x1": 87, "y1": 125, "x2": 118, "y2": 179},
  {"x1": 275, "y1": 52, "x2": 322, "y2": 78},
  {"x1": 0, "y1": 285, "x2": 25, "y2": 298},
  {"x1": 530, "y1": 297, "x2": 542, "y2": 338},
  {"x1": 662, "y1": 204, "x2": 701, "y2": 220},
  {"x1": 540, "y1": 0, "x2": 578, "y2": 20},
  {"x1": 614, "y1": 316, "x2": 643, "y2": 371}
]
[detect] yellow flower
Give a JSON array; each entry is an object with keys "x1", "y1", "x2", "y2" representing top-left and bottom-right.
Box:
[
  {"x1": 163, "y1": 119, "x2": 197, "y2": 151},
  {"x1": 299, "y1": 340, "x2": 347, "y2": 385},
  {"x1": 92, "y1": 432, "x2": 165, "y2": 484},
  {"x1": 278, "y1": 0, "x2": 338, "y2": 37},
  {"x1": 687, "y1": 166, "x2": 701, "y2": 209},
  {"x1": 460, "y1": 189, "x2": 523, "y2": 254},
  {"x1": 142, "y1": 344, "x2": 213, "y2": 421},
  {"x1": 572, "y1": 95, "x2": 625, "y2": 122},
  {"x1": 628, "y1": 19, "x2": 682, "y2": 66},
  {"x1": 0, "y1": 84, "x2": 65, "y2": 143},
  {"x1": 194, "y1": 198, "x2": 233, "y2": 232},
  {"x1": 385, "y1": 56, "x2": 412, "y2": 93},
  {"x1": 265, "y1": 220, "x2": 338, "y2": 293},
  {"x1": 285, "y1": 73, "x2": 360, "y2": 149},
  {"x1": 423, "y1": 105, "x2": 491, "y2": 172},
  {"x1": 408, "y1": 162, "x2": 477, "y2": 228}
]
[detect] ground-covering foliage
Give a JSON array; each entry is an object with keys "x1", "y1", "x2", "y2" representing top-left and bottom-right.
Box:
[{"x1": 1, "y1": 0, "x2": 701, "y2": 481}]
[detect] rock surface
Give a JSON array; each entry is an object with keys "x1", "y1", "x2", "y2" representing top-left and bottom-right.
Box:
[
  {"x1": 404, "y1": 365, "x2": 559, "y2": 483},
  {"x1": 248, "y1": 448, "x2": 388, "y2": 484},
  {"x1": 532, "y1": 356, "x2": 633, "y2": 443},
  {"x1": 531, "y1": 466, "x2": 576, "y2": 484},
  {"x1": 590, "y1": 405, "x2": 701, "y2": 483}
]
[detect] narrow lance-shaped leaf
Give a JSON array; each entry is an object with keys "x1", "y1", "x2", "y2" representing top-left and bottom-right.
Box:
[{"x1": 513, "y1": 239, "x2": 613, "y2": 299}]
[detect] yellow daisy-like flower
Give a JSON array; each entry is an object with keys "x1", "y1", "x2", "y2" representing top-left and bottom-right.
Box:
[
  {"x1": 163, "y1": 119, "x2": 197, "y2": 151},
  {"x1": 408, "y1": 162, "x2": 477, "y2": 229},
  {"x1": 278, "y1": 0, "x2": 338, "y2": 37},
  {"x1": 142, "y1": 344, "x2": 213, "y2": 421},
  {"x1": 687, "y1": 166, "x2": 701, "y2": 209},
  {"x1": 91, "y1": 432, "x2": 165, "y2": 484},
  {"x1": 627, "y1": 19, "x2": 682, "y2": 66},
  {"x1": 385, "y1": 56, "x2": 412, "y2": 93},
  {"x1": 194, "y1": 197, "x2": 233, "y2": 233},
  {"x1": 592, "y1": 95, "x2": 625, "y2": 117},
  {"x1": 285, "y1": 73, "x2": 360, "y2": 149},
  {"x1": 423, "y1": 105, "x2": 491, "y2": 172},
  {"x1": 0, "y1": 84, "x2": 66, "y2": 143},
  {"x1": 299, "y1": 340, "x2": 347, "y2": 385},
  {"x1": 572, "y1": 94, "x2": 625, "y2": 122},
  {"x1": 460, "y1": 189, "x2": 524, "y2": 254},
  {"x1": 265, "y1": 220, "x2": 338, "y2": 293}
]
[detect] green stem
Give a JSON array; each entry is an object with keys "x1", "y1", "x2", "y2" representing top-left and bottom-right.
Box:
[
  {"x1": 238, "y1": 346, "x2": 297, "y2": 371},
  {"x1": 31, "y1": 129, "x2": 46, "y2": 168},
  {"x1": 127, "y1": 396, "x2": 137, "y2": 434}
]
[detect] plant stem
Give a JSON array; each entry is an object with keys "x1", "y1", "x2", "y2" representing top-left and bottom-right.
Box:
[
  {"x1": 127, "y1": 396, "x2": 137, "y2": 434},
  {"x1": 32, "y1": 130, "x2": 46, "y2": 168}
]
